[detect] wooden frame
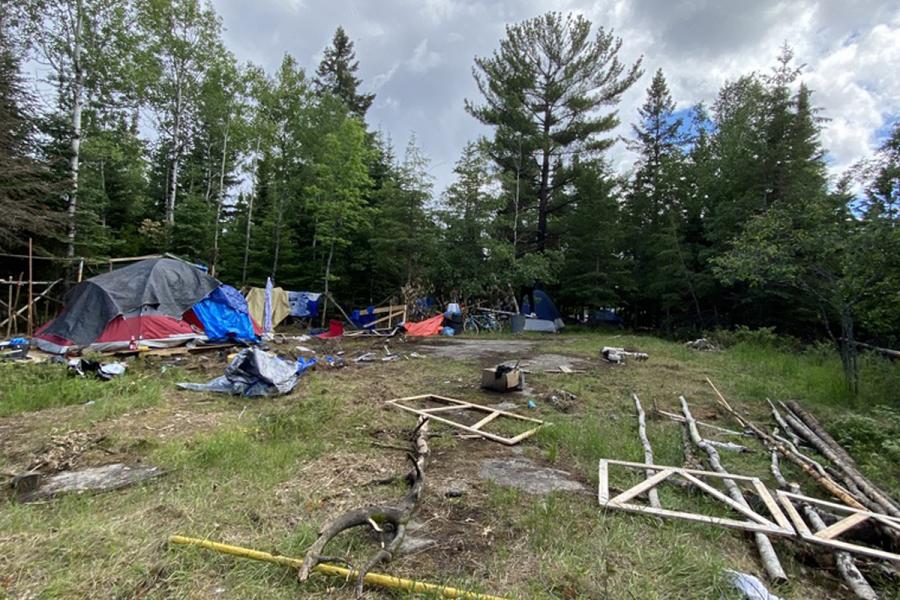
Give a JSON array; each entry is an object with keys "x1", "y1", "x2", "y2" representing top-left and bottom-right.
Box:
[
  {"x1": 386, "y1": 394, "x2": 545, "y2": 445},
  {"x1": 777, "y1": 490, "x2": 900, "y2": 562},
  {"x1": 598, "y1": 459, "x2": 795, "y2": 536}
]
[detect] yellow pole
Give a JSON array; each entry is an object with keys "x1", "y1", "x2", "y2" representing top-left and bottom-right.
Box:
[{"x1": 169, "y1": 534, "x2": 511, "y2": 600}]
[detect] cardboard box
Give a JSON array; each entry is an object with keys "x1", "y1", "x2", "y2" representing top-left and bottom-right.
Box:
[{"x1": 481, "y1": 366, "x2": 523, "y2": 392}]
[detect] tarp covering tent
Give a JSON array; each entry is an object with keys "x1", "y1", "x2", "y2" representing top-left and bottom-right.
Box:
[
  {"x1": 246, "y1": 285, "x2": 291, "y2": 331},
  {"x1": 287, "y1": 291, "x2": 321, "y2": 318},
  {"x1": 35, "y1": 258, "x2": 257, "y2": 353},
  {"x1": 187, "y1": 285, "x2": 258, "y2": 341}
]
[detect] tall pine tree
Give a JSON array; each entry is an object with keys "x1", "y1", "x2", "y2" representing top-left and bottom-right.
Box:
[{"x1": 314, "y1": 27, "x2": 375, "y2": 119}]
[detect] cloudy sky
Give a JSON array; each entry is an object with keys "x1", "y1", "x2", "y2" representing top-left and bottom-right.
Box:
[{"x1": 214, "y1": 0, "x2": 900, "y2": 193}]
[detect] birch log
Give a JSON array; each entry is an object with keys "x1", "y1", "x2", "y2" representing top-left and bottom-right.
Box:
[
  {"x1": 680, "y1": 396, "x2": 787, "y2": 582},
  {"x1": 632, "y1": 393, "x2": 660, "y2": 508}
]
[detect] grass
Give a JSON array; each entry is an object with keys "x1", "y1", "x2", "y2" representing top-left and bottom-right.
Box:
[{"x1": 1, "y1": 333, "x2": 899, "y2": 599}]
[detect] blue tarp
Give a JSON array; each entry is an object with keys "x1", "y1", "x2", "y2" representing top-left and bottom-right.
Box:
[
  {"x1": 350, "y1": 305, "x2": 378, "y2": 328},
  {"x1": 287, "y1": 291, "x2": 321, "y2": 318},
  {"x1": 193, "y1": 285, "x2": 257, "y2": 342}
]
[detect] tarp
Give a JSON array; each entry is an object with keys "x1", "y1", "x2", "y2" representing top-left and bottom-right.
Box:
[
  {"x1": 191, "y1": 285, "x2": 257, "y2": 342},
  {"x1": 350, "y1": 306, "x2": 377, "y2": 328},
  {"x1": 39, "y1": 258, "x2": 218, "y2": 347},
  {"x1": 287, "y1": 291, "x2": 321, "y2": 317},
  {"x1": 177, "y1": 348, "x2": 300, "y2": 396},
  {"x1": 246, "y1": 286, "x2": 291, "y2": 331},
  {"x1": 403, "y1": 314, "x2": 444, "y2": 337}
]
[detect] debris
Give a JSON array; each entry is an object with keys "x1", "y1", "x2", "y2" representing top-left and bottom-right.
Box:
[
  {"x1": 655, "y1": 408, "x2": 747, "y2": 437},
  {"x1": 546, "y1": 390, "x2": 577, "y2": 412},
  {"x1": 169, "y1": 535, "x2": 510, "y2": 600},
  {"x1": 601, "y1": 346, "x2": 648, "y2": 363},
  {"x1": 481, "y1": 363, "x2": 524, "y2": 392},
  {"x1": 439, "y1": 479, "x2": 469, "y2": 498},
  {"x1": 28, "y1": 430, "x2": 99, "y2": 473},
  {"x1": 479, "y1": 457, "x2": 585, "y2": 495},
  {"x1": 387, "y1": 394, "x2": 545, "y2": 446},
  {"x1": 16, "y1": 463, "x2": 163, "y2": 502},
  {"x1": 597, "y1": 459, "x2": 794, "y2": 538},
  {"x1": 526, "y1": 400, "x2": 537, "y2": 410},
  {"x1": 777, "y1": 490, "x2": 900, "y2": 563},
  {"x1": 295, "y1": 345, "x2": 316, "y2": 354},
  {"x1": 726, "y1": 570, "x2": 784, "y2": 600},
  {"x1": 685, "y1": 338, "x2": 719, "y2": 351},
  {"x1": 0, "y1": 337, "x2": 30, "y2": 360},
  {"x1": 544, "y1": 364, "x2": 585, "y2": 373},
  {"x1": 177, "y1": 348, "x2": 300, "y2": 396},
  {"x1": 298, "y1": 417, "x2": 430, "y2": 597},
  {"x1": 67, "y1": 358, "x2": 127, "y2": 380}
]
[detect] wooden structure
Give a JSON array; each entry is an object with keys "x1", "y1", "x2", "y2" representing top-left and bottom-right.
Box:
[
  {"x1": 777, "y1": 490, "x2": 900, "y2": 562},
  {"x1": 597, "y1": 459, "x2": 795, "y2": 536},
  {"x1": 386, "y1": 394, "x2": 545, "y2": 446}
]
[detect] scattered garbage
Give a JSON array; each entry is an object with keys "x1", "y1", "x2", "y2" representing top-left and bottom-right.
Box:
[
  {"x1": 726, "y1": 570, "x2": 784, "y2": 600},
  {"x1": 177, "y1": 348, "x2": 300, "y2": 396},
  {"x1": 601, "y1": 346, "x2": 649, "y2": 364},
  {"x1": 67, "y1": 358, "x2": 127, "y2": 380},
  {"x1": 0, "y1": 337, "x2": 30, "y2": 360},
  {"x1": 546, "y1": 390, "x2": 577, "y2": 412},
  {"x1": 686, "y1": 338, "x2": 719, "y2": 351},
  {"x1": 295, "y1": 356, "x2": 317, "y2": 375},
  {"x1": 481, "y1": 362, "x2": 524, "y2": 392}
]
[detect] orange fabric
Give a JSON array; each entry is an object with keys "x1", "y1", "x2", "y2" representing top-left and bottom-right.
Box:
[{"x1": 403, "y1": 314, "x2": 444, "y2": 337}]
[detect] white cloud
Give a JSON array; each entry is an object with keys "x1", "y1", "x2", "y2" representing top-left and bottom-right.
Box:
[{"x1": 406, "y1": 38, "x2": 441, "y2": 73}]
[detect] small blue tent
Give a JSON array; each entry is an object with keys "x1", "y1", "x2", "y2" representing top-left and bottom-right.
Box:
[
  {"x1": 588, "y1": 308, "x2": 624, "y2": 328},
  {"x1": 521, "y1": 289, "x2": 561, "y2": 322},
  {"x1": 191, "y1": 285, "x2": 258, "y2": 342}
]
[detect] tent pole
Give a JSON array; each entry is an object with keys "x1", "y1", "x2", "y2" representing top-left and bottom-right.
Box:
[{"x1": 6, "y1": 281, "x2": 11, "y2": 337}]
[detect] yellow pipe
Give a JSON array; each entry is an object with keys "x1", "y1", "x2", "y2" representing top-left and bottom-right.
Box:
[{"x1": 169, "y1": 534, "x2": 511, "y2": 600}]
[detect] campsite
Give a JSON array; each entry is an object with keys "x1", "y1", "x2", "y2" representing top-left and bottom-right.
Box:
[{"x1": 3, "y1": 1, "x2": 900, "y2": 599}]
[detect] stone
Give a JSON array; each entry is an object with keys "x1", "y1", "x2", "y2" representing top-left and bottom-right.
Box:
[{"x1": 478, "y1": 457, "x2": 585, "y2": 495}]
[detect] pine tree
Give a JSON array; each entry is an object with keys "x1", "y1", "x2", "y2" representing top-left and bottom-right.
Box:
[
  {"x1": 467, "y1": 12, "x2": 642, "y2": 253},
  {"x1": 314, "y1": 26, "x2": 375, "y2": 119}
]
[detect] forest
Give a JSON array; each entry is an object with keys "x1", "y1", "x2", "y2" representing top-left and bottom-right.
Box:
[{"x1": 2, "y1": 3, "x2": 898, "y2": 387}]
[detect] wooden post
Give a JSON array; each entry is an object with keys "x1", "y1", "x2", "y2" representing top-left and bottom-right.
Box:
[
  {"x1": 6, "y1": 281, "x2": 11, "y2": 338},
  {"x1": 27, "y1": 238, "x2": 33, "y2": 336}
]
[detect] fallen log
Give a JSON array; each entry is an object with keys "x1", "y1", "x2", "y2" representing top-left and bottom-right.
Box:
[
  {"x1": 299, "y1": 416, "x2": 430, "y2": 597},
  {"x1": 784, "y1": 401, "x2": 900, "y2": 517},
  {"x1": 778, "y1": 401, "x2": 899, "y2": 517},
  {"x1": 632, "y1": 393, "x2": 660, "y2": 508},
  {"x1": 769, "y1": 451, "x2": 877, "y2": 600},
  {"x1": 681, "y1": 396, "x2": 787, "y2": 582},
  {"x1": 705, "y1": 378, "x2": 864, "y2": 511},
  {"x1": 766, "y1": 398, "x2": 800, "y2": 448}
]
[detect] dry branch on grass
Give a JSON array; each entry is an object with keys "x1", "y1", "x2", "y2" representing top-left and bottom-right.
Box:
[
  {"x1": 680, "y1": 396, "x2": 787, "y2": 582},
  {"x1": 298, "y1": 416, "x2": 430, "y2": 597},
  {"x1": 632, "y1": 393, "x2": 660, "y2": 508}
]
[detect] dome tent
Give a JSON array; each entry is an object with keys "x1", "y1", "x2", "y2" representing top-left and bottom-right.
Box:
[{"x1": 35, "y1": 258, "x2": 257, "y2": 353}]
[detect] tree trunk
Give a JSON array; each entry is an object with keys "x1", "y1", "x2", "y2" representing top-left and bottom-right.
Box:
[
  {"x1": 536, "y1": 107, "x2": 551, "y2": 252},
  {"x1": 242, "y1": 137, "x2": 261, "y2": 285},
  {"x1": 321, "y1": 239, "x2": 335, "y2": 328},
  {"x1": 839, "y1": 307, "x2": 859, "y2": 395},
  {"x1": 211, "y1": 127, "x2": 229, "y2": 277},
  {"x1": 167, "y1": 80, "x2": 183, "y2": 226},
  {"x1": 66, "y1": 0, "x2": 84, "y2": 261}
]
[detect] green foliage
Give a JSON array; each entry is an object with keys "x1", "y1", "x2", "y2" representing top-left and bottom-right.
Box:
[{"x1": 314, "y1": 26, "x2": 374, "y2": 119}]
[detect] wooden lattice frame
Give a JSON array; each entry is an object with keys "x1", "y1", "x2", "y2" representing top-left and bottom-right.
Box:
[
  {"x1": 386, "y1": 394, "x2": 545, "y2": 445},
  {"x1": 777, "y1": 490, "x2": 900, "y2": 562},
  {"x1": 598, "y1": 459, "x2": 795, "y2": 536}
]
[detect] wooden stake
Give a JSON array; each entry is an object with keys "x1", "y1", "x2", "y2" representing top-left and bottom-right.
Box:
[
  {"x1": 27, "y1": 238, "x2": 33, "y2": 336},
  {"x1": 6, "y1": 281, "x2": 11, "y2": 338}
]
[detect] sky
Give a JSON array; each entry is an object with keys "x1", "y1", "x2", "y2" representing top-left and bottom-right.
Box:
[{"x1": 213, "y1": 0, "x2": 900, "y2": 194}]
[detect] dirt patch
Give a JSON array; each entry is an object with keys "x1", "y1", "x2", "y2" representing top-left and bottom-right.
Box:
[{"x1": 415, "y1": 338, "x2": 539, "y2": 360}]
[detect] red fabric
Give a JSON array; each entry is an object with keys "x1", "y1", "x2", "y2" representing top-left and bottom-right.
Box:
[
  {"x1": 250, "y1": 316, "x2": 264, "y2": 335},
  {"x1": 316, "y1": 319, "x2": 344, "y2": 339},
  {"x1": 181, "y1": 308, "x2": 204, "y2": 331},
  {"x1": 94, "y1": 315, "x2": 197, "y2": 343},
  {"x1": 403, "y1": 314, "x2": 444, "y2": 337}
]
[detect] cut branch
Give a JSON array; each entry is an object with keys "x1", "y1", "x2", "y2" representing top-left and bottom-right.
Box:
[
  {"x1": 298, "y1": 417, "x2": 430, "y2": 597},
  {"x1": 632, "y1": 393, "x2": 660, "y2": 509}
]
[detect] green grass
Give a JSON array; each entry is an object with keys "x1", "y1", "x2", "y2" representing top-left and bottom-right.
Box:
[{"x1": 1, "y1": 333, "x2": 899, "y2": 599}]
